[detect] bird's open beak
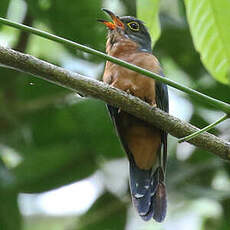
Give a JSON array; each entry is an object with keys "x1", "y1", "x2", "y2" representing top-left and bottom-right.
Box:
[{"x1": 98, "y1": 8, "x2": 124, "y2": 30}]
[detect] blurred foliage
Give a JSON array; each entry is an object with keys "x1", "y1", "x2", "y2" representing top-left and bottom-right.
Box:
[
  {"x1": 0, "y1": 191, "x2": 21, "y2": 230},
  {"x1": 0, "y1": 0, "x2": 9, "y2": 19},
  {"x1": 137, "y1": 0, "x2": 161, "y2": 46},
  {"x1": 0, "y1": 159, "x2": 21, "y2": 230},
  {"x1": 26, "y1": 0, "x2": 105, "y2": 56},
  {"x1": 75, "y1": 192, "x2": 127, "y2": 230},
  {"x1": 0, "y1": 0, "x2": 230, "y2": 230},
  {"x1": 24, "y1": 216, "x2": 76, "y2": 230}
]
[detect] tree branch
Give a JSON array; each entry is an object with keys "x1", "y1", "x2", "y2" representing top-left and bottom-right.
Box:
[
  {"x1": 0, "y1": 16, "x2": 230, "y2": 114},
  {"x1": 0, "y1": 45, "x2": 230, "y2": 161}
]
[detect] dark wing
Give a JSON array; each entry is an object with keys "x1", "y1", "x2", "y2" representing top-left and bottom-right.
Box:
[
  {"x1": 106, "y1": 105, "x2": 135, "y2": 162},
  {"x1": 106, "y1": 73, "x2": 169, "y2": 222},
  {"x1": 155, "y1": 73, "x2": 169, "y2": 113},
  {"x1": 155, "y1": 71, "x2": 169, "y2": 173},
  {"x1": 107, "y1": 105, "x2": 155, "y2": 220}
]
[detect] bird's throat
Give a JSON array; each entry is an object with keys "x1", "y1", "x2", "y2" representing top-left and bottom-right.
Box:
[{"x1": 106, "y1": 32, "x2": 139, "y2": 57}]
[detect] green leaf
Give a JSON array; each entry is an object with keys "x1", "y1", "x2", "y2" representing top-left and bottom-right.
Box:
[
  {"x1": 0, "y1": 160, "x2": 21, "y2": 230},
  {"x1": 0, "y1": 191, "x2": 21, "y2": 230},
  {"x1": 26, "y1": 0, "x2": 105, "y2": 58},
  {"x1": 0, "y1": 0, "x2": 10, "y2": 33},
  {"x1": 0, "y1": 0, "x2": 9, "y2": 18},
  {"x1": 10, "y1": 100, "x2": 124, "y2": 193},
  {"x1": 11, "y1": 143, "x2": 98, "y2": 193},
  {"x1": 137, "y1": 0, "x2": 161, "y2": 47},
  {"x1": 184, "y1": 0, "x2": 230, "y2": 84}
]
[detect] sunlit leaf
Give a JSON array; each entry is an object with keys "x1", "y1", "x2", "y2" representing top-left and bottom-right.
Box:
[
  {"x1": 184, "y1": 0, "x2": 230, "y2": 84},
  {"x1": 137, "y1": 0, "x2": 161, "y2": 47}
]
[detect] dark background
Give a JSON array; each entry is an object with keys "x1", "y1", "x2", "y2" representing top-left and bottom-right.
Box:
[{"x1": 0, "y1": 0, "x2": 229, "y2": 229}]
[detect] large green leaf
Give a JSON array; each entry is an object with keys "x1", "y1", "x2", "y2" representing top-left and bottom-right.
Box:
[
  {"x1": 137, "y1": 0, "x2": 161, "y2": 47},
  {"x1": 184, "y1": 0, "x2": 230, "y2": 84}
]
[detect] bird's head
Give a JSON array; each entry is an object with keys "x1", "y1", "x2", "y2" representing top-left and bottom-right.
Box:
[{"x1": 98, "y1": 9, "x2": 152, "y2": 52}]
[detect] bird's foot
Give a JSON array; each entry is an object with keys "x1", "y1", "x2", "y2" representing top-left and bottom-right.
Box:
[{"x1": 125, "y1": 89, "x2": 132, "y2": 95}]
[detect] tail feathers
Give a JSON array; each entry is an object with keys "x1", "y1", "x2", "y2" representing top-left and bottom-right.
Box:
[
  {"x1": 129, "y1": 161, "x2": 152, "y2": 215},
  {"x1": 132, "y1": 187, "x2": 152, "y2": 217},
  {"x1": 129, "y1": 163, "x2": 167, "y2": 222},
  {"x1": 152, "y1": 181, "x2": 167, "y2": 222},
  {"x1": 129, "y1": 160, "x2": 152, "y2": 197}
]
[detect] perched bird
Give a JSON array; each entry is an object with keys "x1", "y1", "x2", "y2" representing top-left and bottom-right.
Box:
[{"x1": 99, "y1": 9, "x2": 169, "y2": 222}]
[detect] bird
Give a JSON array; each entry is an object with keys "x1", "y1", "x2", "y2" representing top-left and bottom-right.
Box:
[{"x1": 98, "y1": 9, "x2": 169, "y2": 222}]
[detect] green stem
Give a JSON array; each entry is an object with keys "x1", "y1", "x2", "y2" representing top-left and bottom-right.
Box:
[
  {"x1": 0, "y1": 17, "x2": 230, "y2": 114},
  {"x1": 178, "y1": 114, "x2": 229, "y2": 143}
]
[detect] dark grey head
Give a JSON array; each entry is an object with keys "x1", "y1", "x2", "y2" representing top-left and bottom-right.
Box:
[
  {"x1": 98, "y1": 9, "x2": 152, "y2": 52},
  {"x1": 119, "y1": 16, "x2": 152, "y2": 52}
]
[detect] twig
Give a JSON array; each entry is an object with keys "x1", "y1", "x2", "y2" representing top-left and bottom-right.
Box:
[{"x1": 179, "y1": 114, "x2": 229, "y2": 143}]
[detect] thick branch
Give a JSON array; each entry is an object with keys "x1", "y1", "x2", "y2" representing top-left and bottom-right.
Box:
[
  {"x1": 0, "y1": 16, "x2": 230, "y2": 114},
  {"x1": 0, "y1": 45, "x2": 230, "y2": 160}
]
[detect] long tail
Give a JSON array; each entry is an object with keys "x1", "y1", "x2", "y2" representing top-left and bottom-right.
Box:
[{"x1": 129, "y1": 160, "x2": 167, "y2": 222}]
